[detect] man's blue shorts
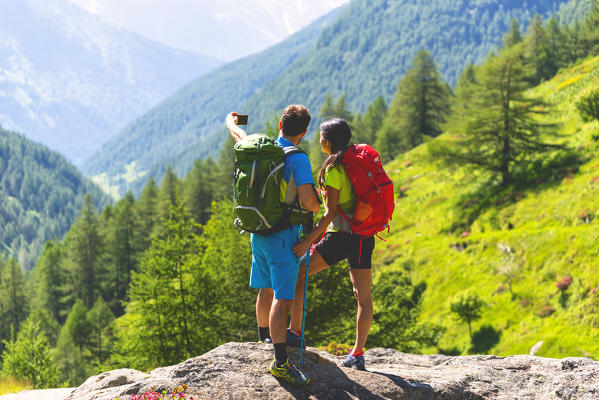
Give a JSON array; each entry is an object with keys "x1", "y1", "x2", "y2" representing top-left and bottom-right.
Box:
[{"x1": 250, "y1": 226, "x2": 302, "y2": 300}]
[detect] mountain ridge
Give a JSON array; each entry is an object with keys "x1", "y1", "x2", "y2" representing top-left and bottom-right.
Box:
[
  {"x1": 0, "y1": 126, "x2": 110, "y2": 270},
  {"x1": 0, "y1": 0, "x2": 221, "y2": 166}
]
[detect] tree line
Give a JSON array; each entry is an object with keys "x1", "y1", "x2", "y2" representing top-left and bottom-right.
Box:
[{"x1": 1, "y1": 3, "x2": 599, "y2": 388}]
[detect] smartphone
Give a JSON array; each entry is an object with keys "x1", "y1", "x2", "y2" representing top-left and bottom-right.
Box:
[{"x1": 236, "y1": 114, "x2": 248, "y2": 125}]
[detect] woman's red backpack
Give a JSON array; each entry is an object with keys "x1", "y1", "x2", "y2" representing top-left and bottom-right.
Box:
[{"x1": 339, "y1": 144, "x2": 395, "y2": 237}]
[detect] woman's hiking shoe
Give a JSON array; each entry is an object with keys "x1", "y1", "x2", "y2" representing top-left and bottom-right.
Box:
[
  {"x1": 341, "y1": 353, "x2": 366, "y2": 371},
  {"x1": 286, "y1": 328, "x2": 304, "y2": 348},
  {"x1": 259, "y1": 337, "x2": 272, "y2": 344},
  {"x1": 269, "y1": 358, "x2": 311, "y2": 387}
]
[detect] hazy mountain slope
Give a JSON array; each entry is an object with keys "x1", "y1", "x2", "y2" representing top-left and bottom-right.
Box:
[
  {"x1": 0, "y1": 127, "x2": 110, "y2": 270},
  {"x1": 85, "y1": 0, "x2": 586, "y2": 198},
  {"x1": 0, "y1": 0, "x2": 221, "y2": 166},
  {"x1": 242, "y1": 0, "x2": 575, "y2": 131},
  {"x1": 381, "y1": 55, "x2": 599, "y2": 358},
  {"x1": 82, "y1": 7, "x2": 345, "y2": 196}
]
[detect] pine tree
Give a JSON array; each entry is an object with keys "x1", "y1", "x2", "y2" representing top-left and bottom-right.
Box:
[
  {"x1": 0, "y1": 258, "x2": 29, "y2": 351},
  {"x1": 198, "y1": 201, "x2": 253, "y2": 343},
  {"x1": 68, "y1": 194, "x2": 105, "y2": 309},
  {"x1": 88, "y1": 296, "x2": 114, "y2": 364},
  {"x1": 545, "y1": 17, "x2": 567, "y2": 73},
  {"x1": 1, "y1": 317, "x2": 59, "y2": 388},
  {"x1": 108, "y1": 193, "x2": 140, "y2": 314},
  {"x1": 503, "y1": 18, "x2": 523, "y2": 48},
  {"x1": 564, "y1": 20, "x2": 586, "y2": 63},
  {"x1": 32, "y1": 240, "x2": 67, "y2": 324},
  {"x1": 54, "y1": 300, "x2": 91, "y2": 386},
  {"x1": 582, "y1": 0, "x2": 599, "y2": 56},
  {"x1": 376, "y1": 50, "x2": 451, "y2": 162},
  {"x1": 119, "y1": 203, "x2": 211, "y2": 368},
  {"x1": 183, "y1": 158, "x2": 215, "y2": 225},
  {"x1": 431, "y1": 45, "x2": 562, "y2": 186},
  {"x1": 525, "y1": 14, "x2": 554, "y2": 84},
  {"x1": 210, "y1": 134, "x2": 236, "y2": 201},
  {"x1": 157, "y1": 166, "x2": 181, "y2": 223},
  {"x1": 352, "y1": 96, "x2": 387, "y2": 145},
  {"x1": 135, "y1": 177, "x2": 160, "y2": 250}
]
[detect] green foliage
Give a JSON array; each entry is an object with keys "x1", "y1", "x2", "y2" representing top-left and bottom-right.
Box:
[
  {"x1": 431, "y1": 44, "x2": 562, "y2": 186},
  {"x1": 67, "y1": 194, "x2": 106, "y2": 310},
  {"x1": 0, "y1": 127, "x2": 109, "y2": 269},
  {"x1": 582, "y1": 0, "x2": 599, "y2": 54},
  {"x1": 0, "y1": 258, "x2": 29, "y2": 354},
  {"x1": 1, "y1": 318, "x2": 58, "y2": 389},
  {"x1": 576, "y1": 88, "x2": 599, "y2": 121},
  {"x1": 368, "y1": 270, "x2": 442, "y2": 352},
  {"x1": 503, "y1": 18, "x2": 523, "y2": 48},
  {"x1": 54, "y1": 300, "x2": 91, "y2": 385},
  {"x1": 30, "y1": 241, "x2": 67, "y2": 325},
  {"x1": 376, "y1": 50, "x2": 451, "y2": 162},
  {"x1": 113, "y1": 203, "x2": 217, "y2": 370},
  {"x1": 88, "y1": 297, "x2": 115, "y2": 365},
  {"x1": 351, "y1": 96, "x2": 387, "y2": 146},
  {"x1": 198, "y1": 201, "x2": 254, "y2": 343},
  {"x1": 382, "y1": 54, "x2": 599, "y2": 359},
  {"x1": 449, "y1": 290, "x2": 484, "y2": 339}
]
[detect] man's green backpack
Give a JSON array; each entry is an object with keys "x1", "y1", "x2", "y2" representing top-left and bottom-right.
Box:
[{"x1": 233, "y1": 134, "x2": 310, "y2": 234}]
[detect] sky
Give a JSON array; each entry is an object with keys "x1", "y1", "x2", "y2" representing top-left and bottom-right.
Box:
[{"x1": 65, "y1": 0, "x2": 349, "y2": 61}]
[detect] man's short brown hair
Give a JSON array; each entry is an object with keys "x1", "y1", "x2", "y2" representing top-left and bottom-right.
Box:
[{"x1": 281, "y1": 104, "x2": 311, "y2": 137}]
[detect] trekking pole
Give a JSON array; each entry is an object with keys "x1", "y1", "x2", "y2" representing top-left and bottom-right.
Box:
[{"x1": 299, "y1": 248, "x2": 310, "y2": 365}]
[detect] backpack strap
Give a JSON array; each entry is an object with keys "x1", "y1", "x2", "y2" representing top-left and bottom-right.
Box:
[{"x1": 282, "y1": 145, "x2": 305, "y2": 158}]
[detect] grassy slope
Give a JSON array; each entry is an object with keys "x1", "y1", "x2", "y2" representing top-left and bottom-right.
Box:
[{"x1": 378, "y1": 55, "x2": 599, "y2": 359}]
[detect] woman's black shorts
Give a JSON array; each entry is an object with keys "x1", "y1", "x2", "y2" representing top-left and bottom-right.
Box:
[{"x1": 313, "y1": 232, "x2": 375, "y2": 269}]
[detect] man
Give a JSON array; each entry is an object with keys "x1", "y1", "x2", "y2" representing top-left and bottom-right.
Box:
[{"x1": 226, "y1": 105, "x2": 320, "y2": 387}]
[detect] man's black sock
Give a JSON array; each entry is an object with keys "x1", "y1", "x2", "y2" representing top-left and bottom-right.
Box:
[
  {"x1": 258, "y1": 326, "x2": 270, "y2": 342},
  {"x1": 274, "y1": 343, "x2": 288, "y2": 366}
]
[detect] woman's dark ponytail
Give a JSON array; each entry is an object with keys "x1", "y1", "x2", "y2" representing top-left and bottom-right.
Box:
[{"x1": 317, "y1": 118, "x2": 352, "y2": 189}]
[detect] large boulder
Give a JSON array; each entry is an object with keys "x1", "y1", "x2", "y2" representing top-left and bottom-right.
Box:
[{"x1": 63, "y1": 342, "x2": 599, "y2": 399}]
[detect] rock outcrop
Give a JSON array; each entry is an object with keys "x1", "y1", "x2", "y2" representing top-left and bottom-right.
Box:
[{"x1": 63, "y1": 342, "x2": 599, "y2": 400}]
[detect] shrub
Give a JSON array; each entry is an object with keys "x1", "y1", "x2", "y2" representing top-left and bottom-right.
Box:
[
  {"x1": 319, "y1": 341, "x2": 355, "y2": 356},
  {"x1": 450, "y1": 290, "x2": 484, "y2": 339},
  {"x1": 576, "y1": 89, "x2": 599, "y2": 122}
]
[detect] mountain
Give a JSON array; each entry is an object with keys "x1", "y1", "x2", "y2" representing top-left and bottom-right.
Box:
[
  {"x1": 0, "y1": 0, "x2": 221, "y2": 167},
  {"x1": 384, "y1": 54, "x2": 599, "y2": 358},
  {"x1": 84, "y1": 0, "x2": 585, "y2": 198},
  {"x1": 82, "y1": 6, "x2": 346, "y2": 197},
  {"x1": 0, "y1": 126, "x2": 110, "y2": 270}
]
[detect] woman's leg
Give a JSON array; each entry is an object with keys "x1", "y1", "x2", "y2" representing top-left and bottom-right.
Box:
[
  {"x1": 288, "y1": 251, "x2": 330, "y2": 333},
  {"x1": 349, "y1": 268, "x2": 373, "y2": 353}
]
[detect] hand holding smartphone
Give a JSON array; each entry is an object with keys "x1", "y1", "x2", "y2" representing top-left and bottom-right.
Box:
[{"x1": 236, "y1": 114, "x2": 248, "y2": 125}]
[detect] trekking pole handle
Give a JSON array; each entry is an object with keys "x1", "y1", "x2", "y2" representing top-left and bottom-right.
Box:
[{"x1": 299, "y1": 249, "x2": 310, "y2": 365}]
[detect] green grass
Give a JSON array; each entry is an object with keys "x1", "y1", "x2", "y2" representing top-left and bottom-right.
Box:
[
  {"x1": 0, "y1": 376, "x2": 32, "y2": 395},
  {"x1": 375, "y1": 55, "x2": 599, "y2": 359}
]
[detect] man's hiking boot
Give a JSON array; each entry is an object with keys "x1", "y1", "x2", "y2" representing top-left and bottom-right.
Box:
[
  {"x1": 269, "y1": 358, "x2": 310, "y2": 387},
  {"x1": 286, "y1": 328, "x2": 304, "y2": 348},
  {"x1": 341, "y1": 353, "x2": 366, "y2": 371},
  {"x1": 259, "y1": 337, "x2": 272, "y2": 344}
]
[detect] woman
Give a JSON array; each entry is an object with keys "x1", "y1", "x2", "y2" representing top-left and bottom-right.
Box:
[{"x1": 288, "y1": 118, "x2": 375, "y2": 371}]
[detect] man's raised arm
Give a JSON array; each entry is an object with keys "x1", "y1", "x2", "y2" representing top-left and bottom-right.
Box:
[{"x1": 226, "y1": 112, "x2": 248, "y2": 143}]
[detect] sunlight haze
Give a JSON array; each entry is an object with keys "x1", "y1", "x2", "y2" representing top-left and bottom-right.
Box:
[{"x1": 66, "y1": 0, "x2": 349, "y2": 60}]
